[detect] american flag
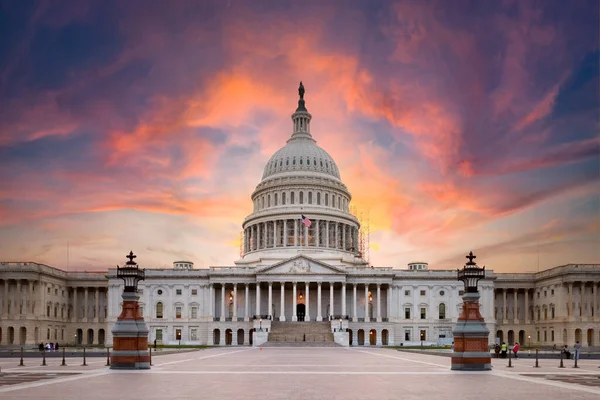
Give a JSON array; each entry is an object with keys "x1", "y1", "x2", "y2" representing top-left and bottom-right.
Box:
[{"x1": 301, "y1": 215, "x2": 312, "y2": 227}]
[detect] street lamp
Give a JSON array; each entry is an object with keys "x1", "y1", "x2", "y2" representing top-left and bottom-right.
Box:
[
  {"x1": 259, "y1": 317, "x2": 262, "y2": 331},
  {"x1": 528, "y1": 335, "x2": 531, "y2": 349},
  {"x1": 339, "y1": 318, "x2": 343, "y2": 331},
  {"x1": 116, "y1": 251, "x2": 145, "y2": 292}
]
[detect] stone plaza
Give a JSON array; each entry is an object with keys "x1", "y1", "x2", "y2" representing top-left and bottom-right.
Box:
[{"x1": 0, "y1": 347, "x2": 599, "y2": 399}]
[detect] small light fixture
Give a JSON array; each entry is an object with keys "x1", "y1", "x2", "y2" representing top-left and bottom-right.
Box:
[
  {"x1": 299, "y1": 293, "x2": 303, "y2": 300},
  {"x1": 229, "y1": 295, "x2": 233, "y2": 301}
]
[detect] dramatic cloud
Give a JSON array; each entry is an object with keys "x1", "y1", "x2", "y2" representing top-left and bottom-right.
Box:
[{"x1": 0, "y1": 0, "x2": 598, "y2": 272}]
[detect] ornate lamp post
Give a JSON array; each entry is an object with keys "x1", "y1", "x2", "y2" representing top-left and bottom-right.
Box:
[
  {"x1": 259, "y1": 317, "x2": 263, "y2": 331},
  {"x1": 451, "y1": 251, "x2": 491, "y2": 371},
  {"x1": 110, "y1": 251, "x2": 150, "y2": 370},
  {"x1": 339, "y1": 318, "x2": 343, "y2": 332}
]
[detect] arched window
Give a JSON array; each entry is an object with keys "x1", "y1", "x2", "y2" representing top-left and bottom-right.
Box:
[
  {"x1": 282, "y1": 192, "x2": 286, "y2": 205},
  {"x1": 156, "y1": 302, "x2": 164, "y2": 319},
  {"x1": 291, "y1": 192, "x2": 295, "y2": 204},
  {"x1": 325, "y1": 193, "x2": 329, "y2": 206},
  {"x1": 300, "y1": 191, "x2": 304, "y2": 204},
  {"x1": 274, "y1": 193, "x2": 278, "y2": 206},
  {"x1": 308, "y1": 192, "x2": 312, "y2": 204},
  {"x1": 268, "y1": 195, "x2": 271, "y2": 207},
  {"x1": 439, "y1": 303, "x2": 446, "y2": 319},
  {"x1": 317, "y1": 192, "x2": 321, "y2": 205}
]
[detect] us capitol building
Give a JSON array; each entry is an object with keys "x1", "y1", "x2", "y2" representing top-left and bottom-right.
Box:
[{"x1": 1, "y1": 84, "x2": 599, "y2": 349}]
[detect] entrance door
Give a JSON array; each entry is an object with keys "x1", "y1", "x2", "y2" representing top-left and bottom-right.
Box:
[{"x1": 297, "y1": 304, "x2": 306, "y2": 321}]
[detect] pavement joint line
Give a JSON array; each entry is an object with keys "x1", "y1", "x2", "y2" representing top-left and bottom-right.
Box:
[
  {"x1": 350, "y1": 349, "x2": 448, "y2": 368},
  {"x1": 0, "y1": 368, "x2": 110, "y2": 394},
  {"x1": 110, "y1": 370, "x2": 495, "y2": 375},
  {"x1": 490, "y1": 370, "x2": 600, "y2": 395},
  {"x1": 154, "y1": 348, "x2": 252, "y2": 367}
]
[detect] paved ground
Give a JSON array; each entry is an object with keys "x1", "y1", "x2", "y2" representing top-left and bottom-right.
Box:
[{"x1": 0, "y1": 347, "x2": 599, "y2": 399}]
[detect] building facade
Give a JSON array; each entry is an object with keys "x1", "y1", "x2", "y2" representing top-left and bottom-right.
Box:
[{"x1": 1, "y1": 86, "x2": 598, "y2": 348}]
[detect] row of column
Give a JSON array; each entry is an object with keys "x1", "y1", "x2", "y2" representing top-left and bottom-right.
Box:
[
  {"x1": 216, "y1": 282, "x2": 385, "y2": 322},
  {"x1": 496, "y1": 282, "x2": 599, "y2": 322},
  {"x1": 243, "y1": 219, "x2": 358, "y2": 253},
  {"x1": 0, "y1": 280, "x2": 106, "y2": 322}
]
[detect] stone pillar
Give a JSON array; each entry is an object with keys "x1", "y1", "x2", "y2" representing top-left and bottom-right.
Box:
[
  {"x1": 16, "y1": 280, "x2": 21, "y2": 316},
  {"x1": 28, "y1": 280, "x2": 34, "y2": 316},
  {"x1": 524, "y1": 289, "x2": 529, "y2": 324},
  {"x1": 305, "y1": 282, "x2": 310, "y2": 321},
  {"x1": 283, "y1": 220, "x2": 287, "y2": 247},
  {"x1": 257, "y1": 223, "x2": 261, "y2": 249},
  {"x1": 280, "y1": 283, "x2": 286, "y2": 321},
  {"x1": 353, "y1": 284, "x2": 358, "y2": 322},
  {"x1": 268, "y1": 282, "x2": 273, "y2": 319},
  {"x1": 273, "y1": 220, "x2": 278, "y2": 247},
  {"x1": 304, "y1": 224, "x2": 308, "y2": 246},
  {"x1": 502, "y1": 289, "x2": 507, "y2": 321},
  {"x1": 329, "y1": 282, "x2": 334, "y2": 319},
  {"x1": 244, "y1": 284, "x2": 249, "y2": 321},
  {"x1": 364, "y1": 284, "x2": 369, "y2": 321},
  {"x1": 513, "y1": 290, "x2": 518, "y2": 322},
  {"x1": 209, "y1": 284, "x2": 214, "y2": 319},
  {"x1": 335, "y1": 223, "x2": 339, "y2": 249},
  {"x1": 326, "y1": 221, "x2": 329, "y2": 248},
  {"x1": 342, "y1": 283, "x2": 346, "y2": 317},
  {"x1": 593, "y1": 283, "x2": 597, "y2": 318},
  {"x1": 110, "y1": 290, "x2": 150, "y2": 370},
  {"x1": 294, "y1": 220, "x2": 298, "y2": 246},
  {"x1": 316, "y1": 219, "x2": 320, "y2": 247},
  {"x1": 451, "y1": 291, "x2": 491, "y2": 371},
  {"x1": 220, "y1": 285, "x2": 226, "y2": 321},
  {"x1": 568, "y1": 282, "x2": 573, "y2": 318},
  {"x1": 94, "y1": 289, "x2": 99, "y2": 322},
  {"x1": 342, "y1": 224, "x2": 346, "y2": 250},
  {"x1": 377, "y1": 284, "x2": 382, "y2": 322},
  {"x1": 84, "y1": 287, "x2": 89, "y2": 321},
  {"x1": 317, "y1": 282, "x2": 322, "y2": 321},
  {"x1": 233, "y1": 284, "x2": 238, "y2": 320},
  {"x1": 256, "y1": 283, "x2": 261, "y2": 317},
  {"x1": 3, "y1": 280, "x2": 8, "y2": 315},
  {"x1": 292, "y1": 282, "x2": 297, "y2": 321},
  {"x1": 73, "y1": 287, "x2": 78, "y2": 321}
]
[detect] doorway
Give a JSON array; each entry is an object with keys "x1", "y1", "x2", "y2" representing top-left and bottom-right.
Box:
[{"x1": 297, "y1": 304, "x2": 306, "y2": 322}]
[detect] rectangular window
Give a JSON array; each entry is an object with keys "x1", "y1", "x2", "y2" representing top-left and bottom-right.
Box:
[
  {"x1": 175, "y1": 329, "x2": 182, "y2": 341},
  {"x1": 544, "y1": 331, "x2": 547, "y2": 342},
  {"x1": 191, "y1": 328, "x2": 198, "y2": 341},
  {"x1": 537, "y1": 292, "x2": 540, "y2": 298},
  {"x1": 551, "y1": 289, "x2": 554, "y2": 296},
  {"x1": 551, "y1": 330, "x2": 555, "y2": 342},
  {"x1": 191, "y1": 306, "x2": 197, "y2": 319},
  {"x1": 404, "y1": 330, "x2": 411, "y2": 341},
  {"x1": 420, "y1": 290, "x2": 426, "y2": 296},
  {"x1": 420, "y1": 330, "x2": 426, "y2": 341},
  {"x1": 405, "y1": 308, "x2": 411, "y2": 319},
  {"x1": 404, "y1": 290, "x2": 410, "y2": 296},
  {"x1": 156, "y1": 329, "x2": 163, "y2": 341},
  {"x1": 176, "y1": 306, "x2": 182, "y2": 319},
  {"x1": 191, "y1": 289, "x2": 198, "y2": 296},
  {"x1": 420, "y1": 307, "x2": 426, "y2": 319},
  {"x1": 544, "y1": 290, "x2": 547, "y2": 297},
  {"x1": 176, "y1": 289, "x2": 182, "y2": 295},
  {"x1": 536, "y1": 331, "x2": 540, "y2": 341}
]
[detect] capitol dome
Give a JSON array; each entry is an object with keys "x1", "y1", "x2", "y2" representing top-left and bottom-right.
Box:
[
  {"x1": 261, "y1": 137, "x2": 341, "y2": 181},
  {"x1": 237, "y1": 82, "x2": 364, "y2": 268}
]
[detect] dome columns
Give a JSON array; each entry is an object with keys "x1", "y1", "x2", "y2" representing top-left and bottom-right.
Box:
[{"x1": 243, "y1": 218, "x2": 359, "y2": 256}]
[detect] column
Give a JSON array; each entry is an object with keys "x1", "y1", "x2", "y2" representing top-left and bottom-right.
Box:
[
  {"x1": 256, "y1": 283, "x2": 261, "y2": 316},
  {"x1": 329, "y1": 282, "x2": 334, "y2": 319},
  {"x1": 364, "y1": 284, "x2": 369, "y2": 321},
  {"x1": 377, "y1": 283, "x2": 382, "y2": 322},
  {"x1": 16, "y1": 280, "x2": 21, "y2": 316},
  {"x1": 209, "y1": 284, "x2": 214, "y2": 319},
  {"x1": 283, "y1": 220, "x2": 287, "y2": 247},
  {"x1": 244, "y1": 284, "x2": 249, "y2": 321},
  {"x1": 568, "y1": 282, "x2": 573, "y2": 318},
  {"x1": 84, "y1": 287, "x2": 89, "y2": 321},
  {"x1": 233, "y1": 284, "x2": 238, "y2": 320},
  {"x1": 317, "y1": 282, "x2": 322, "y2": 321},
  {"x1": 326, "y1": 221, "x2": 329, "y2": 248},
  {"x1": 316, "y1": 219, "x2": 320, "y2": 247},
  {"x1": 3, "y1": 280, "x2": 8, "y2": 315},
  {"x1": 342, "y1": 224, "x2": 346, "y2": 250},
  {"x1": 502, "y1": 289, "x2": 507, "y2": 321},
  {"x1": 342, "y1": 283, "x2": 347, "y2": 317},
  {"x1": 305, "y1": 282, "x2": 310, "y2": 321},
  {"x1": 220, "y1": 285, "x2": 225, "y2": 321},
  {"x1": 592, "y1": 283, "x2": 597, "y2": 318},
  {"x1": 304, "y1": 224, "x2": 308, "y2": 246},
  {"x1": 268, "y1": 282, "x2": 273, "y2": 319},
  {"x1": 524, "y1": 289, "x2": 529, "y2": 323},
  {"x1": 257, "y1": 223, "x2": 261, "y2": 249},
  {"x1": 280, "y1": 283, "x2": 286, "y2": 321},
  {"x1": 292, "y1": 282, "x2": 297, "y2": 321},
  {"x1": 353, "y1": 284, "x2": 357, "y2": 322},
  {"x1": 335, "y1": 223, "x2": 339, "y2": 249},
  {"x1": 93, "y1": 289, "x2": 98, "y2": 321},
  {"x1": 513, "y1": 290, "x2": 518, "y2": 322},
  {"x1": 73, "y1": 287, "x2": 78, "y2": 320},
  {"x1": 274, "y1": 221, "x2": 278, "y2": 247},
  {"x1": 294, "y1": 220, "x2": 298, "y2": 246},
  {"x1": 28, "y1": 281, "x2": 34, "y2": 316}
]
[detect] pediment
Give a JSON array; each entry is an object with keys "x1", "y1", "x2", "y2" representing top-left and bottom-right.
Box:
[{"x1": 257, "y1": 256, "x2": 345, "y2": 275}]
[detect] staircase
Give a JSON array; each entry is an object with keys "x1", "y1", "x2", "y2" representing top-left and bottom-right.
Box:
[{"x1": 264, "y1": 321, "x2": 338, "y2": 347}]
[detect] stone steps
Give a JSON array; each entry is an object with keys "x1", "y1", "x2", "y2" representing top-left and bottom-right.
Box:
[{"x1": 267, "y1": 322, "x2": 338, "y2": 347}]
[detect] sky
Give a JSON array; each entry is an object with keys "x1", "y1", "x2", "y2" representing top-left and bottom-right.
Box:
[{"x1": 0, "y1": 0, "x2": 598, "y2": 273}]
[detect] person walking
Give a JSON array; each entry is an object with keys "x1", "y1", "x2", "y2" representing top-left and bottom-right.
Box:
[
  {"x1": 574, "y1": 341, "x2": 581, "y2": 360},
  {"x1": 513, "y1": 342, "x2": 519, "y2": 359},
  {"x1": 494, "y1": 343, "x2": 501, "y2": 358}
]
